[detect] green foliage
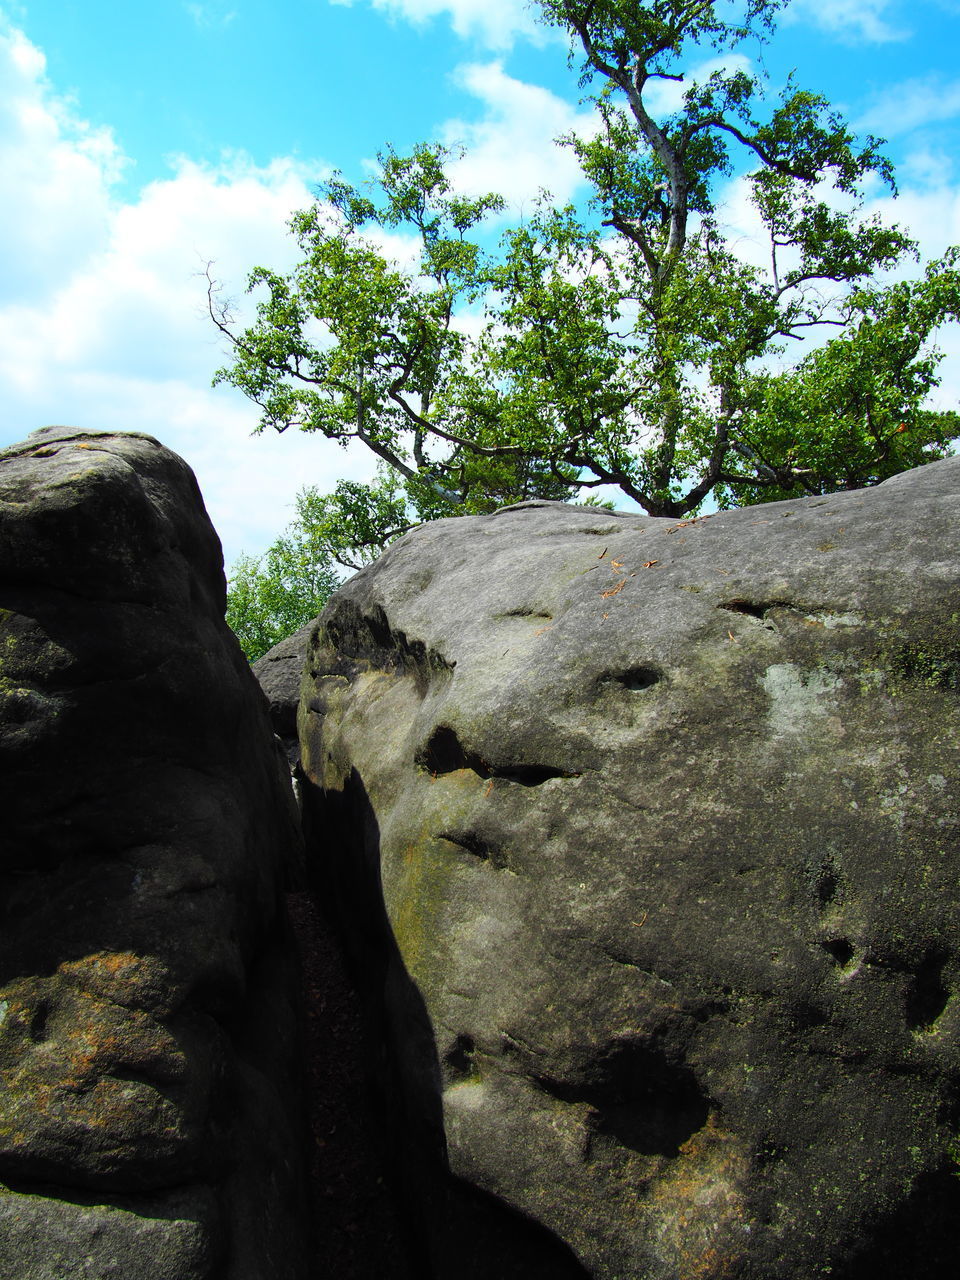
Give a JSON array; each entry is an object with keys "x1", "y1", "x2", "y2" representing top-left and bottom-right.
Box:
[
  {"x1": 211, "y1": 0, "x2": 958, "y2": 564},
  {"x1": 717, "y1": 248, "x2": 960, "y2": 503},
  {"x1": 225, "y1": 520, "x2": 341, "y2": 661}
]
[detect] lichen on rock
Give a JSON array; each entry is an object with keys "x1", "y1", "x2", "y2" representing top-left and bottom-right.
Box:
[
  {"x1": 0, "y1": 427, "x2": 310, "y2": 1280},
  {"x1": 300, "y1": 461, "x2": 960, "y2": 1279}
]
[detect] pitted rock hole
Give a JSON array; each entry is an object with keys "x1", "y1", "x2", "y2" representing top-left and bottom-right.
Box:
[
  {"x1": 822, "y1": 938, "x2": 855, "y2": 968},
  {"x1": 438, "y1": 830, "x2": 511, "y2": 872},
  {"x1": 536, "y1": 1041, "x2": 710, "y2": 1158},
  {"x1": 905, "y1": 950, "x2": 951, "y2": 1031},
  {"x1": 814, "y1": 855, "x2": 844, "y2": 916},
  {"x1": 719, "y1": 599, "x2": 790, "y2": 622},
  {"x1": 816, "y1": 864, "x2": 841, "y2": 910},
  {"x1": 323, "y1": 603, "x2": 453, "y2": 679},
  {"x1": 788, "y1": 1001, "x2": 830, "y2": 1031},
  {"x1": 600, "y1": 665, "x2": 663, "y2": 692},
  {"x1": 417, "y1": 725, "x2": 578, "y2": 786},
  {"x1": 418, "y1": 725, "x2": 486, "y2": 776},
  {"x1": 497, "y1": 763, "x2": 581, "y2": 785},
  {"x1": 28, "y1": 1000, "x2": 49, "y2": 1044},
  {"x1": 445, "y1": 1034, "x2": 478, "y2": 1082}
]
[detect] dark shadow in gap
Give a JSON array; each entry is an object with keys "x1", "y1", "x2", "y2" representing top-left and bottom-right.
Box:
[{"x1": 299, "y1": 765, "x2": 592, "y2": 1280}]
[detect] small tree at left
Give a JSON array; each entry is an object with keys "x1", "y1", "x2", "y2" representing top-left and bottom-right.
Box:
[{"x1": 225, "y1": 513, "x2": 341, "y2": 661}]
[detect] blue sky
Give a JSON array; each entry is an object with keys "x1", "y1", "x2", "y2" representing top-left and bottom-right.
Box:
[{"x1": 1, "y1": 0, "x2": 959, "y2": 567}]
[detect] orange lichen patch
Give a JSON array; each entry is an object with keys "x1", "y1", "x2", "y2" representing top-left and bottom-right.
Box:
[
  {"x1": 4, "y1": 983, "x2": 181, "y2": 1087},
  {"x1": 57, "y1": 951, "x2": 173, "y2": 1013},
  {"x1": 1, "y1": 1071, "x2": 186, "y2": 1164},
  {"x1": 60, "y1": 951, "x2": 142, "y2": 981},
  {"x1": 0, "y1": 983, "x2": 193, "y2": 1169},
  {"x1": 647, "y1": 1116, "x2": 751, "y2": 1280},
  {"x1": 56, "y1": 1010, "x2": 125, "y2": 1082},
  {"x1": 72, "y1": 1076, "x2": 178, "y2": 1123}
]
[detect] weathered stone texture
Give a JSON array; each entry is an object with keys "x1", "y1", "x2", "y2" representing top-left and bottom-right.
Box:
[
  {"x1": 253, "y1": 620, "x2": 317, "y2": 767},
  {"x1": 301, "y1": 458, "x2": 960, "y2": 1280},
  {"x1": 0, "y1": 427, "x2": 309, "y2": 1279}
]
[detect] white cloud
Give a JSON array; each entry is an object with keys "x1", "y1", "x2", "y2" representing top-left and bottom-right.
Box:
[
  {"x1": 0, "y1": 21, "x2": 127, "y2": 303},
  {"x1": 442, "y1": 61, "x2": 596, "y2": 209},
  {"x1": 709, "y1": 158, "x2": 960, "y2": 415},
  {"x1": 865, "y1": 176, "x2": 960, "y2": 262},
  {"x1": 437, "y1": 53, "x2": 755, "y2": 215},
  {"x1": 641, "y1": 53, "x2": 755, "y2": 119},
  {"x1": 0, "y1": 17, "x2": 377, "y2": 567},
  {"x1": 0, "y1": 15, "x2": 598, "y2": 569},
  {"x1": 785, "y1": 0, "x2": 909, "y2": 44},
  {"x1": 716, "y1": 159, "x2": 960, "y2": 284},
  {"x1": 26, "y1": 152, "x2": 330, "y2": 383},
  {"x1": 328, "y1": 0, "x2": 551, "y2": 50},
  {"x1": 857, "y1": 75, "x2": 960, "y2": 137},
  {"x1": 184, "y1": 2, "x2": 237, "y2": 29},
  {"x1": 897, "y1": 147, "x2": 956, "y2": 189}
]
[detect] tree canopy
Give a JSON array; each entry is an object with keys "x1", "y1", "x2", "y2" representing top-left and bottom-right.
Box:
[
  {"x1": 212, "y1": 0, "x2": 959, "y2": 575},
  {"x1": 225, "y1": 510, "x2": 340, "y2": 660}
]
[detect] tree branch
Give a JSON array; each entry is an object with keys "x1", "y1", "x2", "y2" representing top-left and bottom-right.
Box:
[{"x1": 689, "y1": 117, "x2": 818, "y2": 182}]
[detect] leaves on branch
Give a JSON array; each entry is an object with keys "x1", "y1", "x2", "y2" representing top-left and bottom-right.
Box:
[{"x1": 210, "y1": 0, "x2": 958, "y2": 569}]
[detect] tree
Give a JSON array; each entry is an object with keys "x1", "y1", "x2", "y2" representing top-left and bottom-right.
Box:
[
  {"x1": 211, "y1": 0, "x2": 958, "y2": 558},
  {"x1": 209, "y1": 143, "x2": 584, "y2": 539},
  {"x1": 225, "y1": 511, "x2": 341, "y2": 660}
]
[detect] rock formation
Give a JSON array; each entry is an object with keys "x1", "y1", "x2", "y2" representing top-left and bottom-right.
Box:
[
  {"x1": 300, "y1": 458, "x2": 960, "y2": 1279},
  {"x1": 5, "y1": 423, "x2": 959, "y2": 1280},
  {"x1": 0, "y1": 428, "x2": 309, "y2": 1279},
  {"x1": 253, "y1": 621, "x2": 316, "y2": 769}
]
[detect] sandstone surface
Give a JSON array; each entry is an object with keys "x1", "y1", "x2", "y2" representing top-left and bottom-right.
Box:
[
  {"x1": 0, "y1": 427, "x2": 309, "y2": 1279},
  {"x1": 253, "y1": 620, "x2": 316, "y2": 767},
  {"x1": 300, "y1": 459, "x2": 960, "y2": 1279}
]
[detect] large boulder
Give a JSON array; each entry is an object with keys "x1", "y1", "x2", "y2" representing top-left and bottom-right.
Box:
[
  {"x1": 0, "y1": 428, "x2": 309, "y2": 1279},
  {"x1": 300, "y1": 459, "x2": 960, "y2": 1280},
  {"x1": 253, "y1": 621, "x2": 317, "y2": 767}
]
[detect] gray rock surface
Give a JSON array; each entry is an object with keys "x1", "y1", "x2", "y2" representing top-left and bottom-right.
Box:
[
  {"x1": 253, "y1": 621, "x2": 317, "y2": 765},
  {"x1": 300, "y1": 460, "x2": 960, "y2": 1280},
  {"x1": 0, "y1": 427, "x2": 309, "y2": 1279}
]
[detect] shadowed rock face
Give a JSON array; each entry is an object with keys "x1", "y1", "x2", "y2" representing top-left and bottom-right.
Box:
[
  {"x1": 301, "y1": 459, "x2": 960, "y2": 1280},
  {"x1": 253, "y1": 621, "x2": 318, "y2": 768},
  {"x1": 0, "y1": 428, "x2": 309, "y2": 1280}
]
